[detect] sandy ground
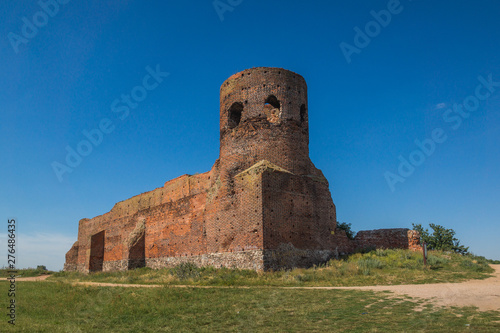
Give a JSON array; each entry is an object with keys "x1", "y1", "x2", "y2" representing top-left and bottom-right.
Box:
[
  {"x1": 14, "y1": 274, "x2": 52, "y2": 282},
  {"x1": 295, "y1": 264, "x2": 500, "y2": 311},
  {"x1": 15, "y1": 265, "x2": 500, "y2": 311}
]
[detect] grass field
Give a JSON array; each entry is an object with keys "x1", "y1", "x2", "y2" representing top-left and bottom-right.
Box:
[
  {"x1": 48, "y1": 249, "x2": 495, "y2": 287},
  {"x1": 0, "y1": 267, "x2": 52, "y2": 278},
  {"x1": 2, "y1": 249, "x2": 499, "y2": 332},
  {"x1": 2, "y1": 280, "x2": 500, "y2": 332}
]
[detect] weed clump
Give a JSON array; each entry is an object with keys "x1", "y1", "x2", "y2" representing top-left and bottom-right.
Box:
[
  {"x1": 427, "y1": 254, "x2": 449, "y2": 268},
  {"x1": 171, "y1": 262, "x2": 201, "y2": 280},
  {"x1": 460, "y1": 259, "x2": 487, "y2": 272}
]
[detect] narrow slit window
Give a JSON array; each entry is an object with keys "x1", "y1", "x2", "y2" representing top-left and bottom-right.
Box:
[{"x1": 300, "y1": 104, "x2": 306, "y2": 122}]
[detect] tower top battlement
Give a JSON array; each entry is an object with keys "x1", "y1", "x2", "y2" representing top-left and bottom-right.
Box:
[
  {"x1": 218, "y1": 67, "x2": 311, "y2": 176},
  {"x1": 219, "y1": 67, "x2": 308, "y2": 134}
]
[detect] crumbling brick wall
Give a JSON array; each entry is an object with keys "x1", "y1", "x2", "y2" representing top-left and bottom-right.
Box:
[
  {"x1": 64, "y1": 67, "x2": 420, "y2": 273},
  {"x1": 63, "y1": 241, "x2": 79, "y2": 271},
  {"x1": 354, "y1": 228, "x2": 422, "y2": 252}
]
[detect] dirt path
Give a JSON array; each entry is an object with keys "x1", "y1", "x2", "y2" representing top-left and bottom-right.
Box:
[
  {"x1": 17, "y1": 266, "x2": 500, "y2": 311},
  {"x1": 292, "y1": 265, "x2": 500, "y2": 311},
  {"x1": 292, "y1": 264, "x2": 500, "y2": 311},
  {"x1": 14, "y1": 274, "x2": 52, "y2": 281}
]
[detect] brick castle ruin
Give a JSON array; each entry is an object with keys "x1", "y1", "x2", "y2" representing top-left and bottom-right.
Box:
[{"x1": 64, "y1": 67, "x2": 421, "y2": 273}]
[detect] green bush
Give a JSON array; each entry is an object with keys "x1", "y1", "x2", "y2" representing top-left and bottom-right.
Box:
[
  {"x1": 336, "y1": 221, "x2": 356, "y2": 240},
  {"x1": 172, "y1": 262, "x2": 201, "y2": 280},
  {"x1": 375, "y1": 249, "x2": 389, "y2": 257},
  {"x1": 357, "y1": 258, "x2": 384, "y2": 270},
  {"x1": 412, "y1": 223, "x2": 469, "y2": 255},
  {"x1": 294, "y1": 274, "x2": 313, "y2": 282},
  {"x1": 337, "y1": 263, "x2": 349, "y2": 276},
  {"x1": 427, "y1": 254, "x2": 449, "y2": 268},
  {"x1": 460, "y1": 259, "x2": 487, "y2": 272}
]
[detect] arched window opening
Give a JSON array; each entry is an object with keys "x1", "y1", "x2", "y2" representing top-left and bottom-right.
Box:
[
  {"x1": 264, "y1": 95, "x2": 280, "y2": 109},
  {"x1": 300, "y1": 104, "x2": 306, "y2": 123},
  {"x1": 228, "y1": 102, "x2": 243, "y2": 129},
  {"x1": 264, "y1": 95, "x2": 281, "y2": 123}
]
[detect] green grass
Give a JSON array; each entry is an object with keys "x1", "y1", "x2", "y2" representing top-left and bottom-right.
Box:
[
  {"x1": 2, "y1": 281, "x2": 500, "y2": 332},
  {"x1": 3, "y1": 250, "x2": 498, "y2": 332},
  {"x1": 49, "y1": 249, "x2": 495, "y2": 287},
  {"x1": 484, "y1": 257, "x2": 500, "y2": 264},
  {"x1": 0, "y1": 267, "x2": 53, "y2": 278}
]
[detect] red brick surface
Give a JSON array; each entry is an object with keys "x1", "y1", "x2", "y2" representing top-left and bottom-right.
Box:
[
  {"x1": 354, "y1": 228, "x2": 423, "y2": 252},
  {"x1": 64, "y1": 67, "x2": 420, "y2": 273}
]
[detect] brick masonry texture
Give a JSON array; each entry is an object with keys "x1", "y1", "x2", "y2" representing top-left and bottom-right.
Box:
[{"x1": 64, "y1": 67, "x2": 421, "y2": 273}]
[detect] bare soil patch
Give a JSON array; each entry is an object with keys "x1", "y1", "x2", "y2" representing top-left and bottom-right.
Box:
[
  {"x1": 15, "y1": 274, "x2": 51, "y2": 281},
  {"x1": 301, "y1": 264, "x2": 500, "y2": 311}
]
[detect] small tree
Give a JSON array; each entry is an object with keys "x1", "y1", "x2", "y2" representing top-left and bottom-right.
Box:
[
  {"x1": 336, "y1": 221, "x2": 356, "y2": 240},
  {"x1": 412, "y1": 223, "x2": 469, "y2": 255}
]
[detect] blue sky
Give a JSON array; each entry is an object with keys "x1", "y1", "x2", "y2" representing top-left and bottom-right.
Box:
[{"x1": 1, "y1": 0, "x2": 499, "y2": 270}]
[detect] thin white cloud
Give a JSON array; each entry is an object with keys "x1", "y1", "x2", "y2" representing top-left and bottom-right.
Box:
[
  {"x1": 0, "y1": 232, "x2": 75, "y2": 271},
  {"x1": 434, "y1": 102, "x2": 447, "y2": 110}
]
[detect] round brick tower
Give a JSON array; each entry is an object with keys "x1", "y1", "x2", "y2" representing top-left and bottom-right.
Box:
[{"x1": 219, "y1": 67, "x2": 312, "y2": 177}]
